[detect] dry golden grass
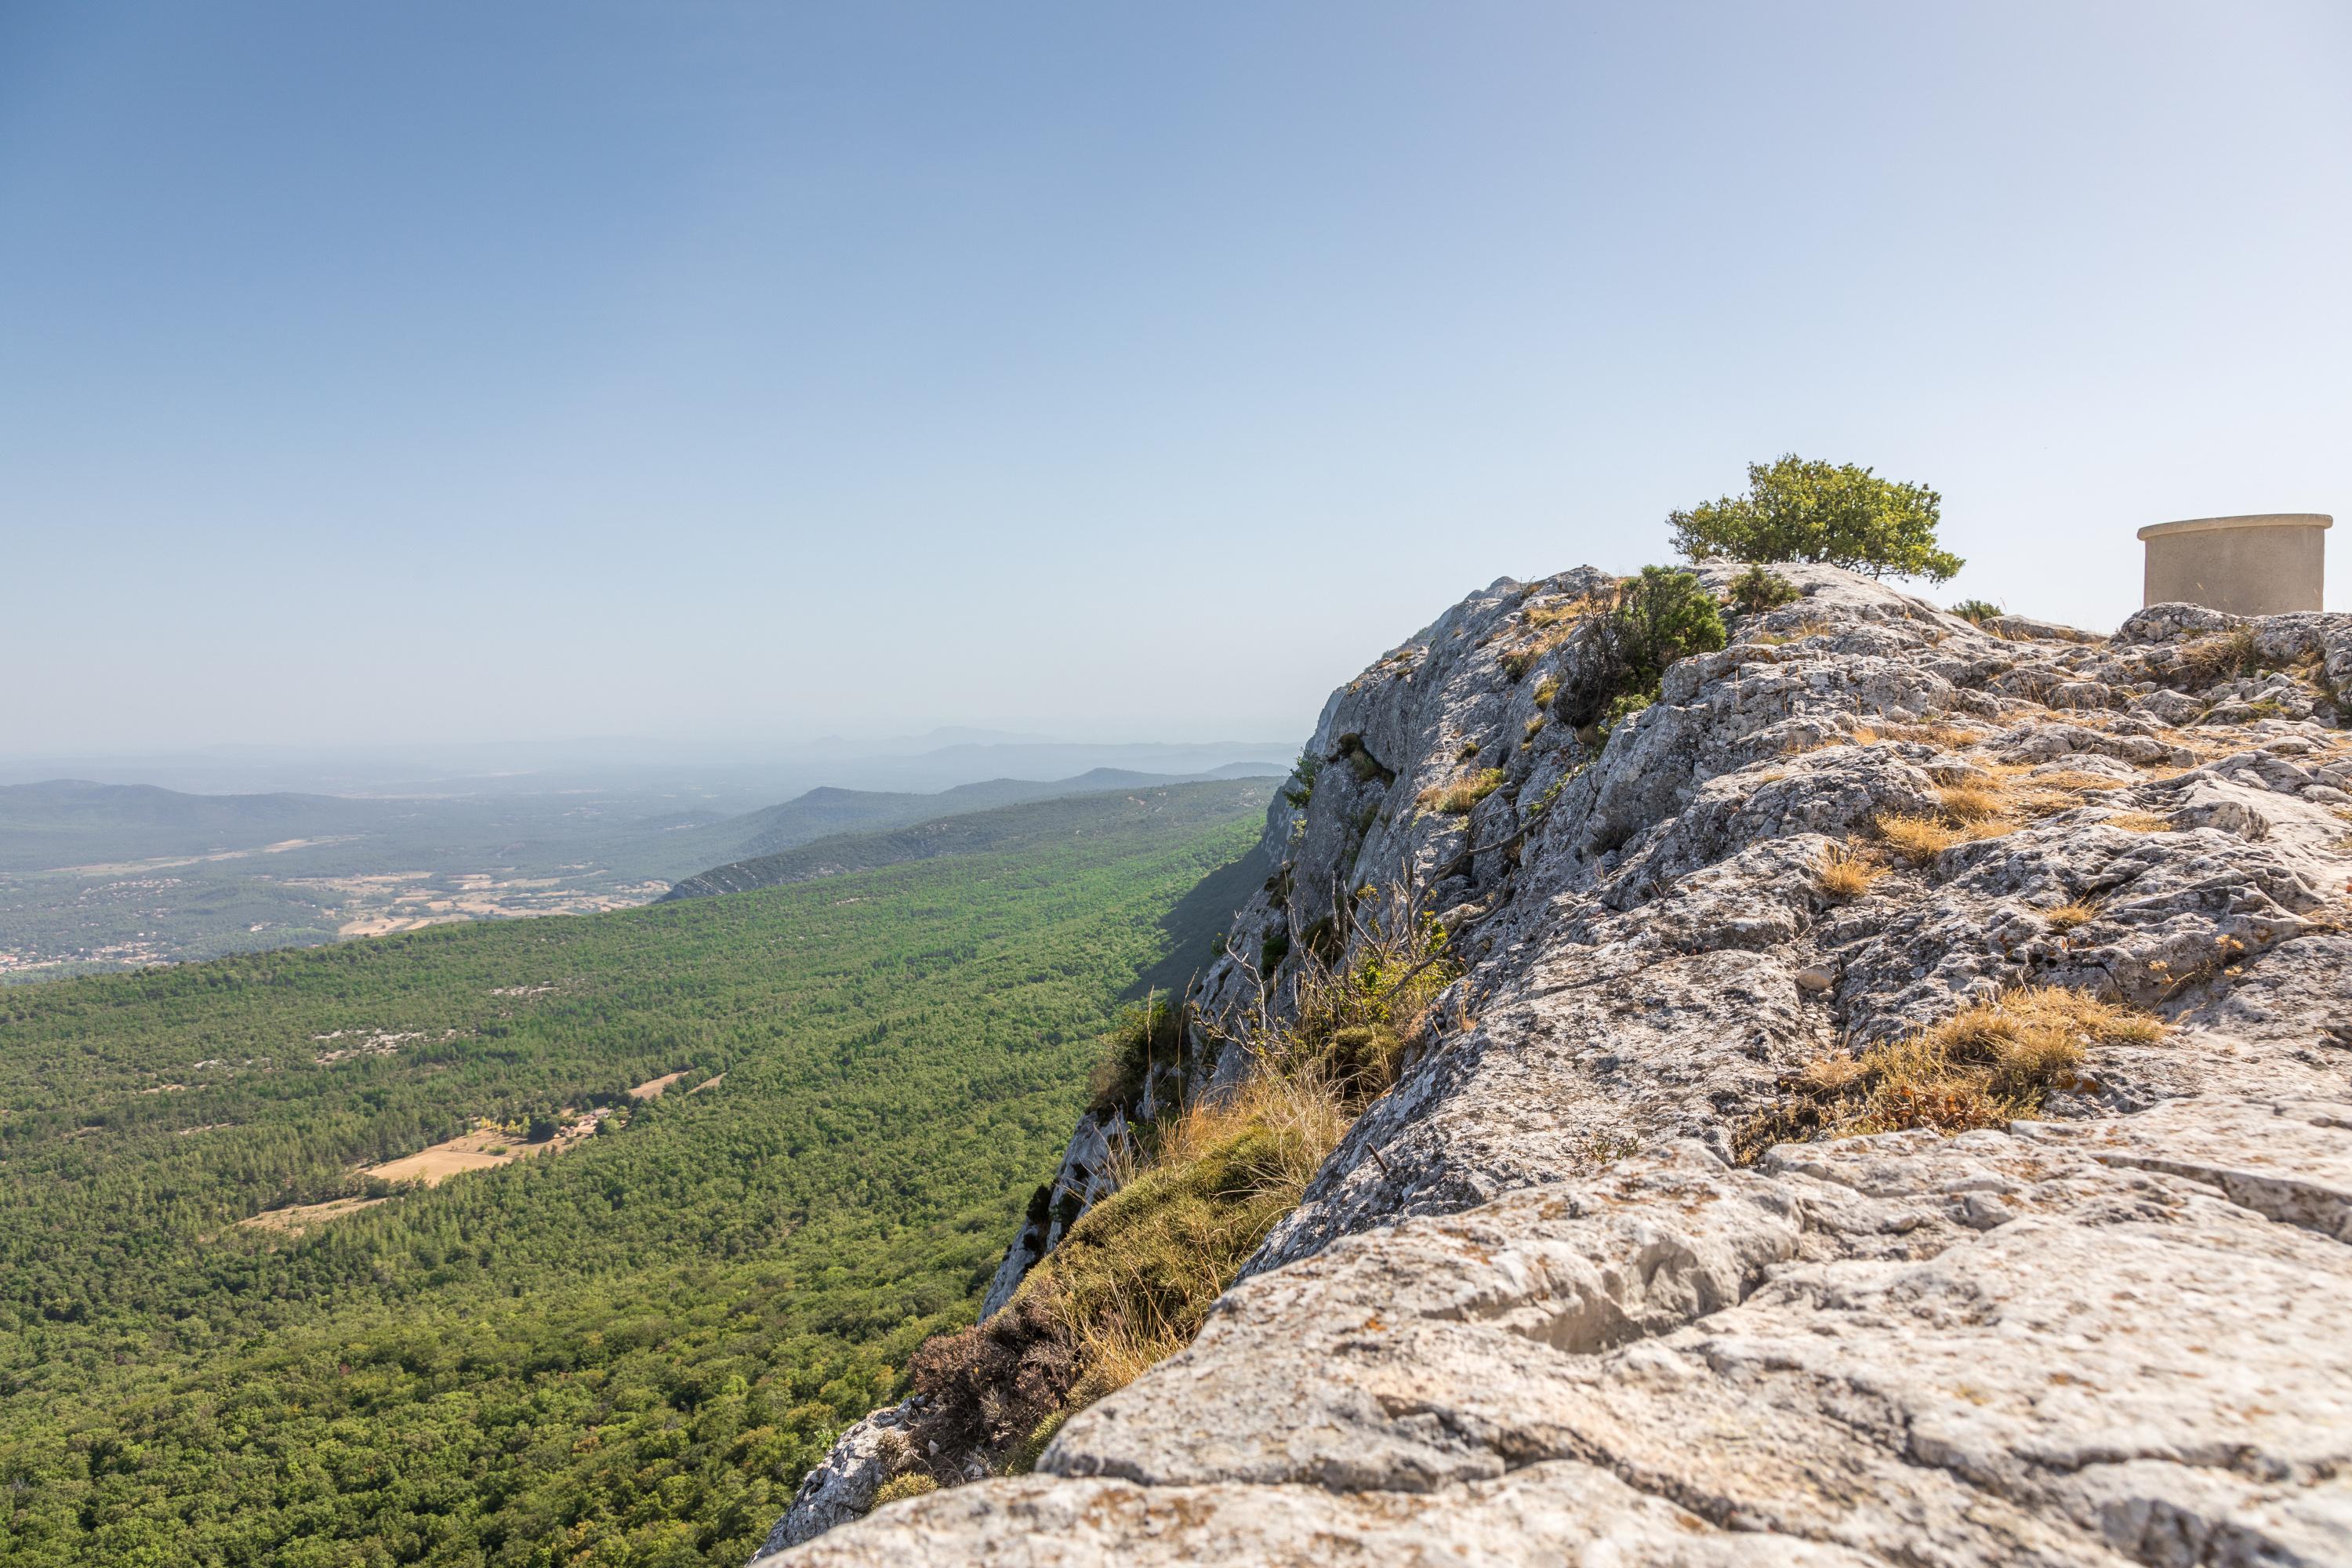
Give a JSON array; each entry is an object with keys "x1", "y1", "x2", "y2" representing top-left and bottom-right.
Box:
[
  {"x1": 1417, "y1": 768, "x2": 1505, "y2": 815},
  {"x1": 1936, "y1": 782, "x2": 2007, "y2": 824},
  {"x1": 2042, "y1": 900, "x2": 2099, "y2": 933},
  {"x1": 1878, "y1": 720, "x2": 1983, "y2": 749},
  {"x1": 2179, "y1": 626, "x2": 2262, "y2": 682},
  {"x1": 1531, "y1": 673, "x2": 1561, "y2": 708},
  {"x1": 1028, "y1": 1066, "x2": 1352, "y2": 1422},
  {"x1": 1851, "y1": 724, "x2": 1880, "y2": 745},
  {"x1": 1816, "y1": 844, "x2": 1887, "y2": 898},
  {"x1": 1875, "y1": 811, "x2": 1965, "y2": 865},
  {"x1": 1875, "y1": 770, "x2": 2159, "y2": 866},
  {"x1": 1750, "y1": 987, "x2": 2165, "y2": 1153},
  {"x1": 2107, "y1": 810, "x2": 2177, "y2": 833},
  {"x1": 1016, "y1": 890, "x2": 1461, "y2": 1442},
  {"x1": 1525, "y1": 590, "x2": 1612, "y2": 629},
  {"x1": 1497, "y1": 594, "x2": 1611, "y2": 679}
]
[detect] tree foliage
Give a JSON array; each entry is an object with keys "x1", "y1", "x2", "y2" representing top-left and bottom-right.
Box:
[{"x1": 1670, "y1": 455, "x2": 1962, "y2": 583}]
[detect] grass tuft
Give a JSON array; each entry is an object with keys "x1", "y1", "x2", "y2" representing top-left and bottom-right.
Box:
[
  {"x1": 1875, "y1": 811, "x2": 1963, "y2": 865},
  {"x1": 1417, "y1": 768, "x2": 1505, "y2": 816},
  {"x1": 2107, "y1": 810, "x2": 2176, "y2": 833},
  {"x1": 1816, "y1": 844, "x2": 1886, "y2": 898},
  {"x1": 2042, "y1": 900, "x2": 2099, "y2": 933},
  {"x1": 1936, "y1": 783, "x2": 2007, "y2": 825},
  {"x1": 1740, "y1": 986, "x2": 2165, "y2": 1158}
]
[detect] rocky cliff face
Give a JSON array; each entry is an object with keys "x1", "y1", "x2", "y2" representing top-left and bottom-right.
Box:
[{"x1": 758, "y1": 564, "x2": 2352, "y2": 1566}]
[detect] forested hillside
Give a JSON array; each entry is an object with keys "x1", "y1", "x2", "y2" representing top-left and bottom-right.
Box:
[
  {"x1": 665, "y1": 782, "x2": 1268, "y2": 902},
  {"x1": 0, "y1": 789, "x2": 1263, "y2": 1567}
]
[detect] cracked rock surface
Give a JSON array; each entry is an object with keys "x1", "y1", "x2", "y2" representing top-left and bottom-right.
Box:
[{"x1": 759, "y1": 565, "x2": 2352, "y2": 1566}]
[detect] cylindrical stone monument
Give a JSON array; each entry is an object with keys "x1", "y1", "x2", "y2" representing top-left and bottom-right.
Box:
[{"x1": 2137, "y1": 513, "x2": 2331, "y2": 615}]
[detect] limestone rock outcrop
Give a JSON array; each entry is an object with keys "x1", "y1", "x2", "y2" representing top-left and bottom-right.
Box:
[{"x1": 760, "y1": 563, "x2": 2352, "y2": 1566}]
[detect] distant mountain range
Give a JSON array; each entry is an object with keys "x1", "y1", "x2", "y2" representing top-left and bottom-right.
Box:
[
  {"x1": 691, "y1": 764, "x2": 1279, "y2": 868},
  {"x1": 0, "y1": 761, "x2": 1286, "y2": 979},
  {"x1": 0, "y1": 736, "x2": 1299, "y2": 802}
]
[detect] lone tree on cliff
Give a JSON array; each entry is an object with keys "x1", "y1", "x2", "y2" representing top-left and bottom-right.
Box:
[{"x1": 1670, "y1": 455, "x2": 1963, "y2": 583}]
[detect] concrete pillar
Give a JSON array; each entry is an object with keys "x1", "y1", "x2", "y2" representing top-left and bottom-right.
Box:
[{"x1": 2137, "y1": 514, "x2": 2331, "y2": 615}]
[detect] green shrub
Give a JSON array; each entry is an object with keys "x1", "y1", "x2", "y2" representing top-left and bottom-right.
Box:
[
  {"x1": 1727, "y1": 564, "x2": 1802, "y2": 615},
  {"x1": 872, "y1": 1472, "x2": 938, "y2": 1507},
  {"x1": 1950, "y1": 598, "x2": 2001, "y2": 624},
  {"x1": 1562, "y1": 566, "x2": 1726, "y2": 727},
  {"x1": 1283, "y1": 749, "x2": 1320, "y2": 808},
  {"x1": 1671, "y1": 455, "x2": 1962, "y2": 583}
]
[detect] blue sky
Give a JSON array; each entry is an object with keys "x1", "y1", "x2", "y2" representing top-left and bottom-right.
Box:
[{"x1": 5, "y1": 2, "x2": 2347, "y2": 753}]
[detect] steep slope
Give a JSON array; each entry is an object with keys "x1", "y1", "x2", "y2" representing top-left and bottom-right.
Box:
[
  {"x1": 762, "y1": 564, "x2": 2352, "y2": 1566},
  {"x1": 662, "y1": 781, "x2": 1273, "y2": 901}
]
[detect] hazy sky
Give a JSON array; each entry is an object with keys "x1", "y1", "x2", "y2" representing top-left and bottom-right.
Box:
[{"x1": 5, "y1": 2, "x2": 2347, "y2": 755}]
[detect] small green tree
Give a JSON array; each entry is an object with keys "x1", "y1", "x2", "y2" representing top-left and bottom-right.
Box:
[{"x1": 1671, "y1": 455, "x2": 1962, "y2": 583}]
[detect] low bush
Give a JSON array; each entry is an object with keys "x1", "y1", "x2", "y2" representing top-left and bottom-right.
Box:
[
  {"x1": 1560, "y1": 566, "x2": 1726, "y2": 728},
  {"x1": 1727, "y1": 564, "x2": 1802, "y2": 615},
  {"x1": 1949, "y1": 598, "x2": 2001, "y2": 624},
  {"x1": 1336, "y1": 734, "x2": 1396, "y2": 786}
]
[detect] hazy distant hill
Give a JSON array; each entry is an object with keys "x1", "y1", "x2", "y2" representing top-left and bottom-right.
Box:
[
  {"x1": 0, "y1": 779, "x2": 395, "y2": 873},
  {"x1": 664, "y1": 779, "x2": 1276, "y2": 901},
  {"x1": 0, "y1": 765, "x2": 1283, "y2": 981},
  {"x1": 691, "y1": 767, "x2": 1276, "y2": 868}
]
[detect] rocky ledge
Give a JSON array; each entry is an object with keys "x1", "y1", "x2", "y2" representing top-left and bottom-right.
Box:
[{"x1": 759, "y1": 564, "x2": 2352, "y2": 1566}]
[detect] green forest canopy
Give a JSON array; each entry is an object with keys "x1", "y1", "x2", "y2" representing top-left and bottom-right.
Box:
[{"x1": 0, "y1": 786, "x2": 1263, "y2": 1568}]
